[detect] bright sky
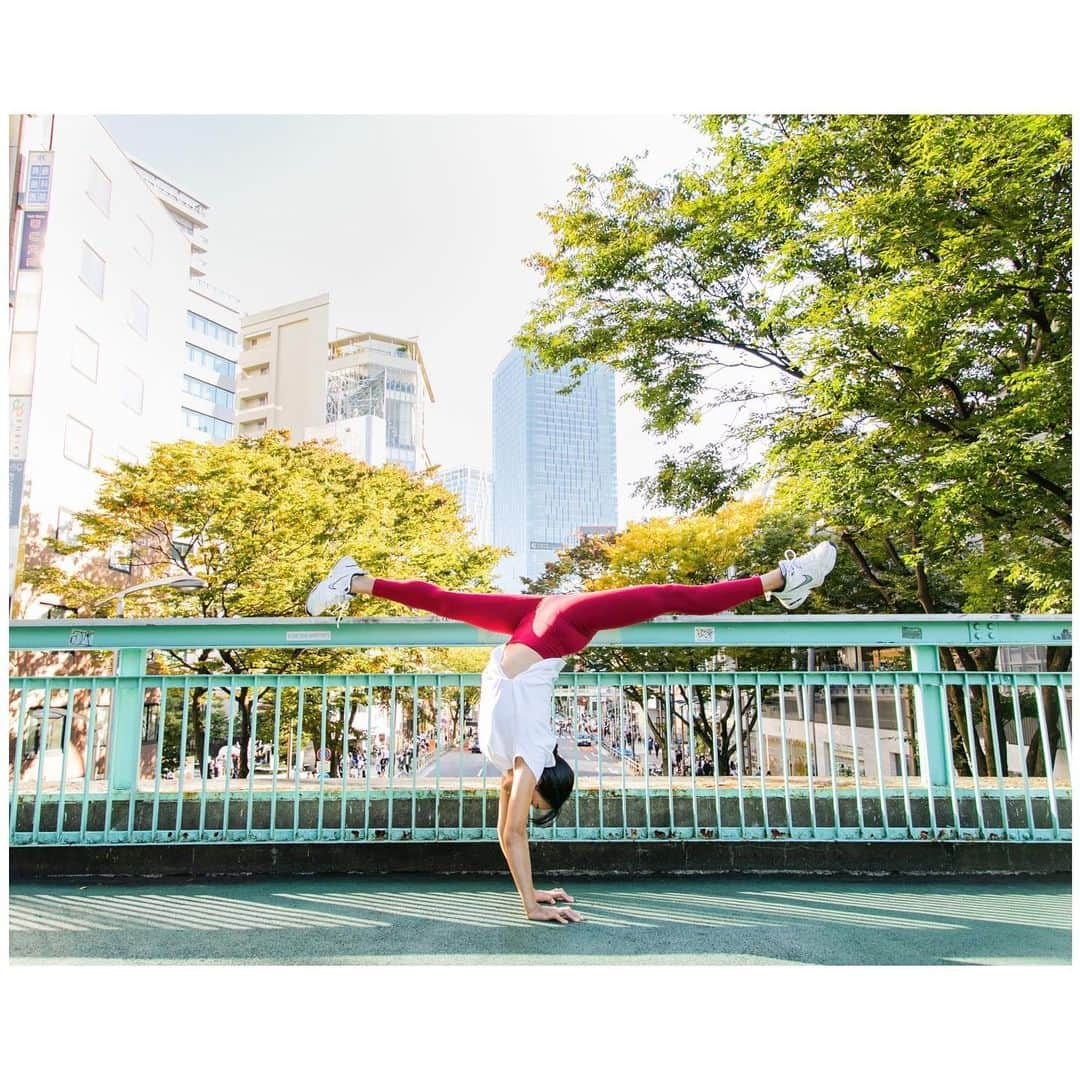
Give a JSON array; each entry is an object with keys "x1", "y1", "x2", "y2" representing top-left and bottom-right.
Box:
[{"x1": 100, "y1": 114, "x2": 714, "y2": 528}]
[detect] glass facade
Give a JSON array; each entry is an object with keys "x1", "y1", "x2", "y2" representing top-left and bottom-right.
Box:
[
  {"x1": 187, "y1": 310, "x2": 237, "y2": 347},
  {"x1": 184, "y1": 374, "x2": 235, "y2": 410},
  {"x1": 325, "y1": 357, "x2": 418, "y2": 469},
  {"x1": 491, "y1": 348, "x2": 617, "y2": 589},
  {"x1": 435, "y1": 465, "x2": 493, "y2": 546},
  {"x1": 186, "y1": 341, "x2": 236, "y2": 379},
  {"x1": 184, "y1": 307, "x2": 238, "y2": 443},
  {"x1": 182, "y1": 406, "x2": 233, "y2": 441}
]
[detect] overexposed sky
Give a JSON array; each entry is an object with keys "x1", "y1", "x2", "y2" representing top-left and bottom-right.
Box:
[{"x1": 100, "y1": 114, "x2": 715, "y2": 527}]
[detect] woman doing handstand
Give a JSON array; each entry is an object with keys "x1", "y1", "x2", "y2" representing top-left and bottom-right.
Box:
[{"x1": 306, "y1": 540, "x2": 837, "y2": 924}]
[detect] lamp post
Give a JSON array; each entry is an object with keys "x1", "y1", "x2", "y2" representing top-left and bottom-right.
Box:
[{"x1": 100, "y1": 575, "x2": 208, "y2": 617}]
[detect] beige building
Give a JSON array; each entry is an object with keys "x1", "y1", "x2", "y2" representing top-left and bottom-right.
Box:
[{"x1": 236, "y1": 294, "x2": 434, "y2": 472}]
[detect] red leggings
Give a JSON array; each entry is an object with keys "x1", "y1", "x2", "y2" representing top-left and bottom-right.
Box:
[{"x1": 371, "y1": 576, "x2": 765, "y2": 659}]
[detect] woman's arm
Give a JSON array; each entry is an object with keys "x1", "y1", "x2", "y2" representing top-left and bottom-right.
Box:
[{"x1": 498, "y1": 758, "x2": 582, "y2": 925}]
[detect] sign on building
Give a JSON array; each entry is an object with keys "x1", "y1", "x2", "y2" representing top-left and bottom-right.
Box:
[
  {"x1": 21, "y1": 151, "x2": 54, "y2": 211},
  {"x1": 18, "y1": 212, "x2": 48, "y2": 270}
]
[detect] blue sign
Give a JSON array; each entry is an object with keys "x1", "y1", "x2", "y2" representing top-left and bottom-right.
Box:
[
  {"x1": 19, "y1": 212, "x2": 48, "y2": 270},
  {"x1": 9, "y1": 460, "x2": 25, "y2": 527},
  {"x1": 22, "y1": 151, "x2": 54, "y2": 211}
]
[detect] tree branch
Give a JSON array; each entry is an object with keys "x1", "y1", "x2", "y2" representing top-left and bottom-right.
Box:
[
  {"x1": 913, "y1": 558, "x2": 934, "y2": 614},
  {"x1": 840, "y1": 533, "x2": 891, "y2": 592}
]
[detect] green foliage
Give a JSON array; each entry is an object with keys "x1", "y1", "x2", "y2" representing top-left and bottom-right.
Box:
[
  {"x1": 522, "y1": 498, "x2": 860, "y2": 771},
  {"x1": 26, "y1": 431, "x2": 502, "y2": 669},
  {"x1": 518, "y1": 114, "x2": 1072, "y2": 615},
  {"x1": 24, "y1": 432, "x2": 504, "y2": 778},
  {"x1": 524, "y1": 496, "x2": 852, "y2": 670}
]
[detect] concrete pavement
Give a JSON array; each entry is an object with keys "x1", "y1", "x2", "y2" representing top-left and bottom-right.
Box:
[{"x1": 9, "y1": 874, "x2": 1070, "y2": 965}]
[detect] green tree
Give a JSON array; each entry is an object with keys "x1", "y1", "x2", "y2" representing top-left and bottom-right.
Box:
[
  {"x1": 518, "y1": 114, "x2": 1071, "y2": 775},
  {"x1": 25, "y1": 432, "x2": 502, "y2": 777},
  {"x1": 524, "y1": 499, "x2": 858, "y2": 775},
  {"x1": 517, "y1": 114, "x2": 1070, "y2": 613}
]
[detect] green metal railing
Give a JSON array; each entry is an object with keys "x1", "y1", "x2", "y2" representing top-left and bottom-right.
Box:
[{"x1": 8, "y1": 614, "x2": 1072, "y2": 846}]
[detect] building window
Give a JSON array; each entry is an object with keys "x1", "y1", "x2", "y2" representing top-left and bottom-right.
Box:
[
  {"x1": 134, "y1": 216, "x2": 153, "y2": 263},
  {"x1": 129, "y1": 291, "x2": 149, "y2": 339},
  {"x1": 187, "y1": 311, "x2": 237, "y2": 347},
  {"x1": 386, "y1": 398, "x2": 414, "y2": 449},
  {"x1": 170, "y1": 211, "x2": 195, "y2": 236},
  {"x1": 63, "y1": 417, "x2": 93, "y2": 468},
  {"x1": 186, "y1": 342, "x2": 236, "y2": 380},
  {"x1": 120, "y1": 368, "x2": 144, "y2": 414},
  {"x1": 25, "y1": 709, "x2": 67, "y2": 755},
  {"x1": 244, "y1": 331, "x2": 271, "y2": 349},
  {"x1": 108, "y1": 541, "x2": 133, "y2": 574},
  {"x1": 71, "y1": 327, "x2": 99, "y2": 381},
  {"x1": 182, "y1": 406, "x2": 233, "y2": 441},
  {"x1": 141, "y1": 703, "x2": 160, "y2": 744},
  {"x1": 183, "y1": 374, "x2": 234, "y2": 410},
  {"x1": 56, "y1": 507, "x2": 80, "y2": 544},
  {"x1": 86, "y1": 158, "x2": 111, "y2": 217},
  {"x1": 44, "y1": 603, "x2": 78, "y2": 620},
  {"x1": 170, "y1": 527, "x2": 194, "y2": 563},
  {"x1": 79, "y1": 242, "x2": 105, "y2": 298}
]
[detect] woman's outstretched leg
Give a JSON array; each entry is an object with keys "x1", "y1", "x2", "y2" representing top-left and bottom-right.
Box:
[
  {"x1": 559, "y1": 576, "x2": 766, "y2": 637},
  {"x1": 367, "y1": 577, "x2": 540, "y2": 635},
  {"x1": 557, "y1": 541, "x2": 838, "y2": 638},
  {"x1": 305, "y1": 555, "x2": 540, "y2": 633}
]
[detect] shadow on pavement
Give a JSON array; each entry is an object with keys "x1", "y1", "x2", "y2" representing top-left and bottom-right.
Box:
[{"x1": 9, "y1": 875, "x2": 1071, "y2": 965}]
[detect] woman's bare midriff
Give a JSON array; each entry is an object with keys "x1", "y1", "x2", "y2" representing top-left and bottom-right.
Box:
[{"x1": 499, "y1": 642, "x2": 545, "y2": 679}]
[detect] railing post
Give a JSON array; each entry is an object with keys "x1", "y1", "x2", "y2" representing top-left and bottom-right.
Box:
[
  {"x1": 909, "y1": 645, "x2": 950, "y2": 786},
  {"x1": 110, "y1": 648, "x2": 148, "y2": 792}
]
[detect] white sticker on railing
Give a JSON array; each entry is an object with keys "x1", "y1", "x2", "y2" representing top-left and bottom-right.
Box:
[
  {"x1": 285, "y1": 631, "x2": 332, "y2": 642},
  {"x1": 694, "y1": 627, "x2": 716, "y2": 643}
]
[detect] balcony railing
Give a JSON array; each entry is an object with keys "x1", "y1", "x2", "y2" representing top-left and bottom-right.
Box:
[
  {"x1": 132, "y1": 165, "x2": 209, "y2": 220},
  {"x1": 7, "y1": 614, "x2": 1071, "y2": 846},
  {"x1": 189, "y1": 278, "x2": 239, "y2": 310}
]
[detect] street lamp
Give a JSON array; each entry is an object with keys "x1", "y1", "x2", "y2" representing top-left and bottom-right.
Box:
[{"x1": 100, "y1": 575, "x2": 208, "y2": 617}]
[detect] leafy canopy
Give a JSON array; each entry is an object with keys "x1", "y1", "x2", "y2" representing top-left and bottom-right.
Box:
[
  {"x1": 517, "y1": 114, "x2": 1071, "y2": 614},
  {"x1": 27, "y1": 431, "x2": 503, "y2": 674}
]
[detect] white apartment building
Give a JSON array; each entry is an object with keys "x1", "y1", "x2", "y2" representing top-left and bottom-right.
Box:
[
  {"x1": 236, "y1": 294, "x2": 434, "y2": 472},
  {"x1": 434, "y1": 465, "x2": 493, "y2": 546},
  {"x1": 128, "y1": 158, "x2": 240, "y2": 444},
  {"x1": 9, "y1": 115, "x2": 192, "y2": 615}
]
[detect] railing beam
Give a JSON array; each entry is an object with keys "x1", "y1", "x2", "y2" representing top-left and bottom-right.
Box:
[
  {"x1": 110, "y1": 648, "x2": 148, "y2": 793},
  {"x1": 8, "y1": 613, "x2": 1072, "y2": 652},
  {"x1": 909, "y1": 645, "x2": 951, "y2": 788}
]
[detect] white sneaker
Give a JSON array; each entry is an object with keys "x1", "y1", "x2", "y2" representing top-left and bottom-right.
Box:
[
  {"x1": 305, "y1": 556, "x2": 365, "y2": 617},
  {"x1": 767, "y1": 541, "x2": 837, "y2": 610}
]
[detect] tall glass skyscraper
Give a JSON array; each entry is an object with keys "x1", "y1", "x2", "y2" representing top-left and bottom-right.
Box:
[
  {"x1": 435, "y1": 465, "x2": 493, "y2": 545},
  {"x1": 492, "y1": 348, "x2": 617, "y2": 589}
]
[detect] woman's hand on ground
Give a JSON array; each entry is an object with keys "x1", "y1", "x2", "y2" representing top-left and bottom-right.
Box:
[
  {"x1": 534, "y1": 888, "x2": 574, "y2": 905},
  {"x1": 527, "y1": 903, "x2": 584, "y2": 925}
]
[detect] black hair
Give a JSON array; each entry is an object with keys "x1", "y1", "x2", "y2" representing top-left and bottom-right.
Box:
[{"x1": 532, "y1": 745, "x2": 575, "y2": 827}]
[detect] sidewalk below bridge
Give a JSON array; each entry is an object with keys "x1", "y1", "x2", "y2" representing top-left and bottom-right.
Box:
[{"x1": 9, "y1": 873, "x2": 1071, "y2": 965}]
